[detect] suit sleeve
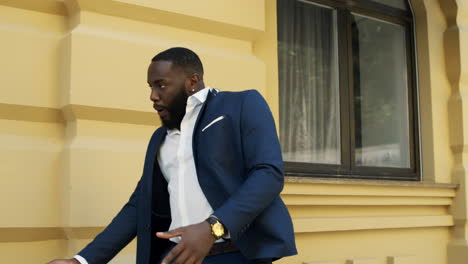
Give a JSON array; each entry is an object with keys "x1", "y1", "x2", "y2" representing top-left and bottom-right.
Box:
[
  {"x1": 76, "y1": 179, "x2": 141, "y2": 264},
  {"x1": 213, "y1": 90, "x2": 284, "y2": 240}
]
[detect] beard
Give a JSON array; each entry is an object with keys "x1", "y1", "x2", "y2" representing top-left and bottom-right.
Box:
[{"x1": 161, "y1": 89, "x2": 188, "y2": 130}]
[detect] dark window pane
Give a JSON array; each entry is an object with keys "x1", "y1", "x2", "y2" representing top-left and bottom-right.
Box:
[
  {"x1": 352, "y1": 14, "x2": 411, "y2": 168},
  {"x1": 278, "y1": 0, "x2": 340, "y2": 164},
  {"x1": 369, "y1": 0, "x2": 408, "y2": 10}
]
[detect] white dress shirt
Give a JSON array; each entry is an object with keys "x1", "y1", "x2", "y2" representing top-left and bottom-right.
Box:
[
  {"x1": 157, "y1": 87, "x2": 215, "y2": 243},
  {"x1": 74, "y1": 87, "x2": 215, "y2": 264}
]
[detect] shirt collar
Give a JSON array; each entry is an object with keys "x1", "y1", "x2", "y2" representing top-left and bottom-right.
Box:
[
  {"x1": 167, "y1": 129, "x2": 180, "y2": 136},
  {"x1": 187, "y1": 87, "x2": 211, "y2": 106}
]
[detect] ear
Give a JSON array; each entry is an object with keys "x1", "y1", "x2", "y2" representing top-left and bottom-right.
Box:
[
  {"x1": 189, "y1": 73, "x2": 201, "y2": 86},
  {"x1": 185, "y1": 73, "x2": 201, "y2": 93}
]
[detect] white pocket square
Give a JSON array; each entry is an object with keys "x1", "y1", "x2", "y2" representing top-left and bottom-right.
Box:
[{"x1": 202, "y1": 116, "x2": 225, "y2": 132}]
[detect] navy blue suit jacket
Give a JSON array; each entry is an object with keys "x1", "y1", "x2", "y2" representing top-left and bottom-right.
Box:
[{"x1": 78, "y1": 89, "x2": 297, "y2": 263}]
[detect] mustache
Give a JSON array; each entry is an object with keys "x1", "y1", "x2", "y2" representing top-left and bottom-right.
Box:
[{"x1": 153, "y1": 104, "x2": 167, "y2": 111}]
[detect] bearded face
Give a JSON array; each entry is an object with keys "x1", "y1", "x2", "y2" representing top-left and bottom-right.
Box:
[{"x1": 148, "y1": 60, "x2": 192, "y2": 130}]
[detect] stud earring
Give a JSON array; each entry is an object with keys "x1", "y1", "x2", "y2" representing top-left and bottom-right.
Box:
[{"x1": 192, "y1": 89, "x2": 195, "y2": 92}]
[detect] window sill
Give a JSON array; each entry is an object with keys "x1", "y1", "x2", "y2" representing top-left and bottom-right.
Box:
[{"x1": 285, "y1": 176, "x2": 458, "y2": 189}]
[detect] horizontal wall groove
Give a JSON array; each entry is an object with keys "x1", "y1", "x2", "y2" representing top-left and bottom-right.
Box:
[
  {"x1": 0, "y1": 227, "x2": 105, "y2": 242},
  {"x1": 281, "y1": 195, "x2": 453, "y2": 206},
  {"x1": 282, "y1": 192, "x2": 455, "y2": 198},
  {"x1": 0, "y1": 227, "x2": 66, "y2": 242},
  {"x1": 61, "y1": 104, "x2": 157, "y2": 126},
  {"x1": 0, "y1": 103, "x2": 64, "y2": 123},
  {"x1": 0, "y1": 103, "x2": 160, "y2": 126},
  {"x1": 66, "y1": 1, "x2": 265, "y2": 41},
  {"x1": 293, "y1": 215, "x2": 454, "y2": 233}
]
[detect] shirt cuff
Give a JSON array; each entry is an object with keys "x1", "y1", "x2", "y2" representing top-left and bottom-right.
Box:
[{"x1": 73, "y1": 255, "x2": 88, "y2": 264}]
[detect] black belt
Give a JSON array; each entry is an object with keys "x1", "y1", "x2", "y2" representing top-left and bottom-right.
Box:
[
  {"x1": 169, "y1": 240, "x2": 239, "y2": 257},
  {"x1": 207, "y1": 240, "x2": 240, "y2": 256}
]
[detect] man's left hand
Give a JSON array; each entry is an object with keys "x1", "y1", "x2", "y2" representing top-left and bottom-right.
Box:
[{"x1": 157, "y1": 221, "x2": 215, "y2": 264}]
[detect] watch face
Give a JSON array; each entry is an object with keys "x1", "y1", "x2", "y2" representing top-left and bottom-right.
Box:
[{"x1": 213, "y1": 222, "x2": 225, "y2": 237}]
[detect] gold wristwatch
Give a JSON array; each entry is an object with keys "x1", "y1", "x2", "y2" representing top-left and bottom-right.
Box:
[{"x1": 206, "y1": 216, "x2": 226, "y2": 240}]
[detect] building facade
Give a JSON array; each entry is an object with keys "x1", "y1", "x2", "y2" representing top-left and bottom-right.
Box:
[{"x1": 0, "y1": 0, "x2": 467, "y2": 263}]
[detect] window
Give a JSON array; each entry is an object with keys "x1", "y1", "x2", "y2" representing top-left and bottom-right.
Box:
[{"x1": 277, "y1": 0, "x2": 419, "y2": 180}]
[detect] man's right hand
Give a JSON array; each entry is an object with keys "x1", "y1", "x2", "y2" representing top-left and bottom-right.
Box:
[{"x1": 47, "y1": 259, "x2": 79, "y2": 264}]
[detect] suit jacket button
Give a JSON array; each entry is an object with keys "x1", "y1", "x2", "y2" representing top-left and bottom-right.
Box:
[{"x1": 146, "y1": 224, "x2": 151, "y2": 230}]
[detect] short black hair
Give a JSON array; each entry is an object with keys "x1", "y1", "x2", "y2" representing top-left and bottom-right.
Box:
[{"x1": 152, "y1": 47, "x2": 204, "y2": 77}]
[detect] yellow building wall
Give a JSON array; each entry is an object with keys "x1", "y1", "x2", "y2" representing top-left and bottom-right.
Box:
[{"x1": 0, "y1": 0, "x2": 464, "y2": 263}]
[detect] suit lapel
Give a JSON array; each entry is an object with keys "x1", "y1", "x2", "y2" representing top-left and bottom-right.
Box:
[
  {"x1": 192, "y1": 89, "x2": 217, "y2": 163},
  {"x1": 144, "y1": 127, "x2": 167, "y2": 204},
  {"x1": 193, "y1": 88, "x2": 217, "y2": 133},
  {"x1": 145, "y1": 127, "x2": 167, "y2": 174},
  {"x1": 153, "y1": 130, "x2": 172, "y2": 219}
]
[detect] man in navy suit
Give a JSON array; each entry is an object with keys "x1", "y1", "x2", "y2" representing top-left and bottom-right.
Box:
[{"x1": 48, "y1": 47, "x2": 296, "y2": 264}]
